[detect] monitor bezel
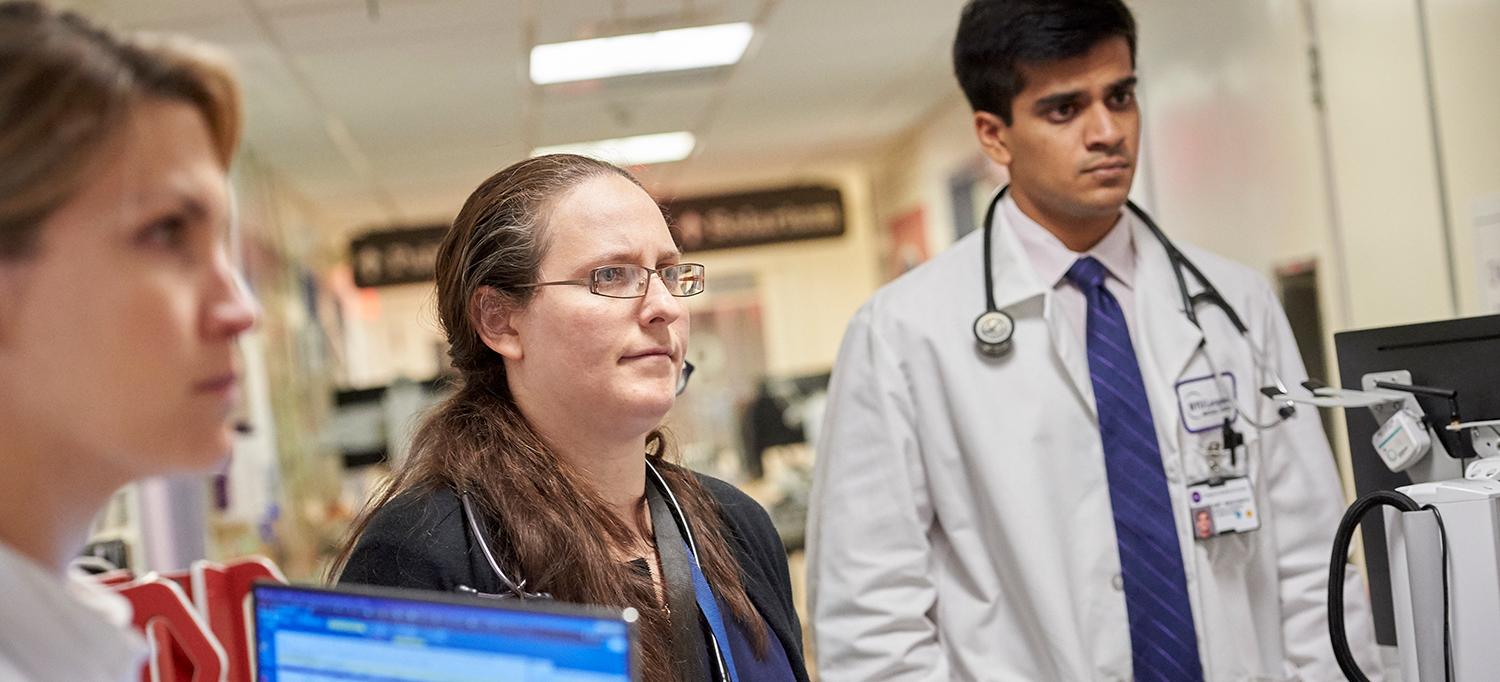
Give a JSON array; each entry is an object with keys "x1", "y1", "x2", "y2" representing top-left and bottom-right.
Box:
[{"x1": 250, "y1": 580, "x2": 640, "y2": 681}]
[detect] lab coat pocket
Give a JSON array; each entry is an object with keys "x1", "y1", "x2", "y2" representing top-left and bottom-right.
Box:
[
  {"x1": 1200, "y1": 518, "x2": 1256, "y2": 564},
  {"x1": 1185, "y1": 431, "x2": 1262, "y2": 566}
]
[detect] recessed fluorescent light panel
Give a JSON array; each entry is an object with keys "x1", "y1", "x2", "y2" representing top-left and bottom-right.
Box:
[
  {"x1": 531, "y1": 132, "x2": 697, "y2": 166},
  {"x1": 530, "y1": 22, "x2": 754, "y2": 85}
]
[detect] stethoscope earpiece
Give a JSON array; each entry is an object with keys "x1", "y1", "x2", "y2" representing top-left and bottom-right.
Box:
[{"x1": 676, "y1": 359, "x2": 695, "y2": 396}]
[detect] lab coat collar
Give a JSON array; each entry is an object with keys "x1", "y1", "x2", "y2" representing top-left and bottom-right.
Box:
[
  {"x1": 986, "y1": 194, "x2": 1048, "y2": 312},
  {"x1": 989, "y1": 195, "x2": 1093, "y2": 415},
  {"x1": 988, "y1": 197, "x2": 1206, "y2": 415}
]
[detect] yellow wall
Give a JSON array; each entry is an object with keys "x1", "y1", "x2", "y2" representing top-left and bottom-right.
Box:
[
  {"x1": 682, "y1": 166, "x2": 883, "y2": 377},
  {"x1": 1425, "y1": 0, "x2": 1500, "y2": 316},
  {"x1": 871, "y1": 96, "x2": 988, "y2": 256},
  {"x1": 340, "y1": 282, "x2": 445, "y2": 388},
  {"x1": 1316, "y1": 0, "x2": 1455, "y2": 328}
]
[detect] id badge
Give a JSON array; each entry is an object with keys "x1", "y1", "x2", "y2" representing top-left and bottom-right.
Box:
[{"x1": 1187, "y1": 477, "x2": 1260, "y2": 539}]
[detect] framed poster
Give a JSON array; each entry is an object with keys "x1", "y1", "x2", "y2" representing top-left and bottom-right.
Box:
[{"x1": 886, "y1": 207, "x2": 930, "y2": 280}]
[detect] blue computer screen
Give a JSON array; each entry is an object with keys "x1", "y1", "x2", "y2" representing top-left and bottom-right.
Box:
[{"x1": 253, "y1": 584, "x2": 632, "y2": 682}]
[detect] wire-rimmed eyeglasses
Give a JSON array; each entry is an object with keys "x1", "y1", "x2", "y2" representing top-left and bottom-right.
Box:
[{"x1": 517, "y1": 263, "x2": 706, "y2": 299}]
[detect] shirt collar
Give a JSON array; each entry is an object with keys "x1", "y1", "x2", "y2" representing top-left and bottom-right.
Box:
[{"x1": 1006, "y1": 195, "x2": 1136, "y2": 290}]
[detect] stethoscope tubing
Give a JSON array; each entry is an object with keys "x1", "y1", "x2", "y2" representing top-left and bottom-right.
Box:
[
  {"x1": 978, "y1": 185, "x2": 1292, "y2": 429},
  {"x1": 458, "y1": 460, "x2": 733, "y2": 679}
]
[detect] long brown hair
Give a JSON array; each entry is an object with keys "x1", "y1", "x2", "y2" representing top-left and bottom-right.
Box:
[
  {"x1": 0, "y1": 0, "x2": 241, "y2": 260},
  {"x1": 329, "y1": 154, "x2": 766, "y2": 680}
]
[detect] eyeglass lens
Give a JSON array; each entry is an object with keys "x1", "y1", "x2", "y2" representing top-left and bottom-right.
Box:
[{"x1": 592, "y1": 264, "x2": 704, "y2": 298}]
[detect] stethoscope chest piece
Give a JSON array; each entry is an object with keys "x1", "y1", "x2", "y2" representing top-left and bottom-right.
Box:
[{"x1": 973, "y1": 309, "x2": 1015, "y2": 357}]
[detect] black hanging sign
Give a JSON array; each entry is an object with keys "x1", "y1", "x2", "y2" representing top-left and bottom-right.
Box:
[
  {"x1": 350, "y1": 225, "x2": 447, "y2": 288},
  {"x1": 667, "y1": 186, "x2": 844, "y2": 252}
]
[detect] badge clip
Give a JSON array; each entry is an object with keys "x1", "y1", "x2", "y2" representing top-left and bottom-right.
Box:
[
  {"x1": 1203, "y1": 441, "x2": 1228, "y2": 485},
  {"x1": 1221, "y1": 417, "x2": 1244, "y2": 468}
]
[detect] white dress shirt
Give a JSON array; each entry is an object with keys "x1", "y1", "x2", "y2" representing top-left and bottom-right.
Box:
[
  {"x1": 0, "y1": 541, "x2": 146, "y2": 681},
  {"x1": 1008, "y1": 197, "x2": 1137, "y2": 347}
]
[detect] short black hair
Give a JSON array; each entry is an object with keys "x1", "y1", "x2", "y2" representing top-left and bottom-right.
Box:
[{"x1": 953, "y1": 0, "x2": 1137, "y2": 124}]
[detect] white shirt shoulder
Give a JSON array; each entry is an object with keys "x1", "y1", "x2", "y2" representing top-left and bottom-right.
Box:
[{"x1": 0, "y1": 542, "x2": 146, "y2": 682}]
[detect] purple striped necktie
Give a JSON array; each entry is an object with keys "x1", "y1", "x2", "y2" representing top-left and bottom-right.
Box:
[{"x1": 1066, "y1": 256, "x2": 1203, "y2": 682}]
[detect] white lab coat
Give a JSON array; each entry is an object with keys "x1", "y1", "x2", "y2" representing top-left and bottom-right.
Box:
[{"x1": 807, "y1": 203, "x2": 1383, "y2": 681}]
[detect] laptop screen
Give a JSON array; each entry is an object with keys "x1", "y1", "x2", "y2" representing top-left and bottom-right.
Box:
[{"x1": 252, "y1": 583, "x2": 636, "y2": 682}]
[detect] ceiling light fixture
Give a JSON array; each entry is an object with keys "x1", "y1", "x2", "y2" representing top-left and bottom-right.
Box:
[
  {"x1": 530, "y1": 22, "x2": 754, "y2": 85},
  {"x1": 531, "y1": 131, "x2": 697, "y2": 166}
]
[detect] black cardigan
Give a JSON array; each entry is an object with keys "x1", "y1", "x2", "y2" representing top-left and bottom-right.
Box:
[{"x1": 339, "y1": 473, "x2": 809, "y2": 682}]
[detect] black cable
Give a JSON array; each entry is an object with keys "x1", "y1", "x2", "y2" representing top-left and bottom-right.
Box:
[
  {"x1": 1329, "y1": 490, "x2": 1421, "y2": 682},
  {"x1": 1421, "y1": 503, "x2": 1454, "y2": 682}
]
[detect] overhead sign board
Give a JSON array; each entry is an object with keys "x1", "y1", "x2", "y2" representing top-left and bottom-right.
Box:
[
  {"x1": 667, "y1": 186, "x2": 844, "y2": 252},
  {"x1": 350, "y1": 225, "x2": 447, "y2": 288}
]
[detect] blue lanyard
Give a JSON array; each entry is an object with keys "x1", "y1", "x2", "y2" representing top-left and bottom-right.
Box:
[{"x1": 685, "y1": 541, "x2": 740, "y2": 682}]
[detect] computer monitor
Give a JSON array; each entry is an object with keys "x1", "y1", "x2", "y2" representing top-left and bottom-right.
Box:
[
  {"x1": 1334, "y1": 313, "x2": 1500, "y2": 646},
  {"x1": 252, "y1": 583, "x2": 637, "y2": 681}
]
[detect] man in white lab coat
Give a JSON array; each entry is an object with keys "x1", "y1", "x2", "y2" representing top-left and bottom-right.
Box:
[{"x1": 806, "y1": 1, "x2": 1383, "y2": 680}]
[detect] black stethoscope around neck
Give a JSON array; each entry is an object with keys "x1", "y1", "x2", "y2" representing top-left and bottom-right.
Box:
[
  {"x1": 456, "y1": 461, "x2": 701, "y2": 601},
  {"x1": 456, "y1": 459, "x2": 737, "y2": 680},
  {"x1": 974, "y1": 184, "x2": 1295, "y2": 428},
  {"x1": 974, "y1": 184, "x2": 1250, "y2": 356}
]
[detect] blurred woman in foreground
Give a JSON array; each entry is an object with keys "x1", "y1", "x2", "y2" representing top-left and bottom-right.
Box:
[{"x1": 0, "y1": 3, "x2": 255, "y2": 678}]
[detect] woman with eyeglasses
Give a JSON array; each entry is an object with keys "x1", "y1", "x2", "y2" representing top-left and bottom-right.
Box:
[
  {"x1": 0, "y1": 3, "x2": 256, "y2": 679},
  {"x1": 332, "y1": 154, "x2": 808, "y2": 682}
]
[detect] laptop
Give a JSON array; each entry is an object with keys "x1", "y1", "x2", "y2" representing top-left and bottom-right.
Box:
[{"x1": 252, "y1": 582, "x2": 638, "y2": 681}]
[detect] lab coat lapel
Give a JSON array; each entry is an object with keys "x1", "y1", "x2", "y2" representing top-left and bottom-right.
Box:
[
  {"x1": 1045, "y1": 294, "x2": 1095, "y2": 417},
  {"x1": 1132, "y1": 219, "x2": 1205, "y2": 389},
  {"x1": 989, "y1": 205, "x2": 1096, "y2": 416}
]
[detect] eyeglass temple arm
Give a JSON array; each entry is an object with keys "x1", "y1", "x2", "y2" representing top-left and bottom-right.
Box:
[{"x1": 515, "y1": 279, "x2": 588, "y2": 289}]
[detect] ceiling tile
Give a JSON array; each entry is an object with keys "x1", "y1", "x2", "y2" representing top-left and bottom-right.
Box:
[{"x1": 77, "y1": 0, "x2": 980, "y2": 231}]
